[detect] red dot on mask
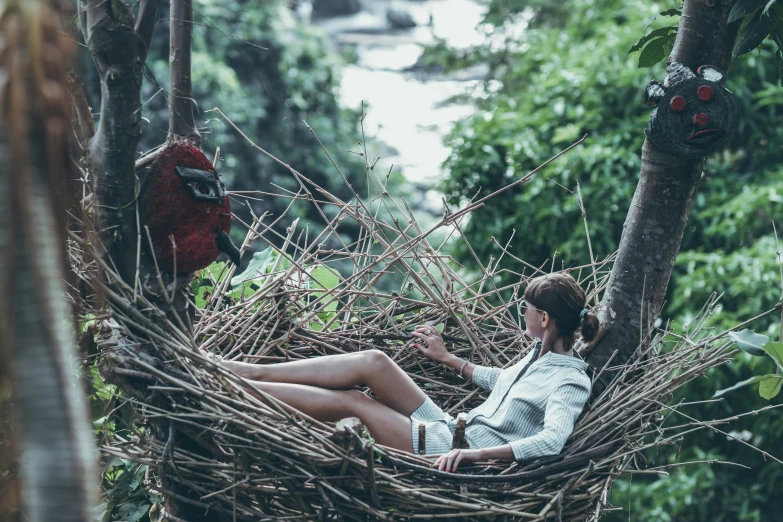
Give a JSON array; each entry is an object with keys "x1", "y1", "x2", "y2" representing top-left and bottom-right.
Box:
[
  {"x1": 692, "y1": 113, "x2": 709, "y2": 127},
  {"x1": 669, "y1": 95, "x2": 686, "y2": 112},
  {"x1": 697, "y1": 85, "x2": 713, "y2": 101}
]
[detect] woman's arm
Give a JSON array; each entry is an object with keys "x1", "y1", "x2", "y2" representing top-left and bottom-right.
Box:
[
  {"x1": 507, "y1": 378, "x2": 590, "y2": 462},
  {"x1": 411, "y1": 326, "x2": 501, "y2": 389}
]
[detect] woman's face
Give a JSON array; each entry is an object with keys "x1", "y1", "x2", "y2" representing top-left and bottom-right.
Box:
[{"x1": 523, "y1": 301, "x2": 546, "y2": 340}]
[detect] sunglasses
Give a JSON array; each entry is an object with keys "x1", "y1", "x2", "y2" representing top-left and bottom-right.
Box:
[{"x1": 520, "y1": 300, "x2": 545, "y2": 314}]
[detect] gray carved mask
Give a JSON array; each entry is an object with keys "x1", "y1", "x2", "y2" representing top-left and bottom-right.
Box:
[{"x1": 643, "y1": 62, "x2": 740, "y2": 159}]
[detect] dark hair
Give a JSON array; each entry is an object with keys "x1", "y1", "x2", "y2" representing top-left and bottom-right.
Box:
[{"x1": 524, "y1": 273, "x2": 599, "y2": 350}]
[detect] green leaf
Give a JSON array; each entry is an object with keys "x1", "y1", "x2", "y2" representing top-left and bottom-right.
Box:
[
  {"x1": 628, "y1": 26, "x2": 677, "y2": 54},
  {"x1": 310, "y1": 264, "x2": 340, "y2": 313},
  {"x1": 659, "y1": 8, "x2": 682, "y2": 17},
  {"x1": 733, "y1": 9, "x2": 774, "y2": 56},
  {"x1": 230, "y1": 248, "x2": 277, "y2": 287},
  {"x1": 204, "y1": 261, "x2": 228, "y2": 283},
  {"x1": 310, "y1": 265, "x2": 340, "y2": 290},
  {"x1": 765, "y1": 0, "x2": 782, "y2": 16},
  {"x1": 713, "y1": 375, "x2": 766, "y2": 397},
  {"x1": 227, "y1": 281, "x2": 258, "y2": 301},
  {"x1": 729, "y1": 0, "x2": 768, "y2": 23},
  {"x1": 638, "y1": 34, "x2": 676, "y2": 68},
  {"x1": 762, "y1": 341, "x2": 783, "y2": 368},
  {"x1": 758, "y1": 374, "x2": 783, "y2": 399},
  {"x1": 116, "y1": 502, "x2": 151, "y2": 522},
  {"x1": 727, "y1": 328, "x2": 771, "y2": 356}
]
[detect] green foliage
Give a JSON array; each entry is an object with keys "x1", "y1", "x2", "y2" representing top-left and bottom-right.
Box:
[
  {"x1": 78, "y1": 317, "x2": 159, "y2": 522},
  {"x1": 434, "y1": 0, "x2": 783, "y2": 519},
  {"x1": 627, "y1": 1, "x2": 783, "y2": 75},
  {"x1": 309, "y1": 264, "x2": 341, "y2": 331},
  {"x1": 629, "y1": 24, "x2": 678, "y2": 68},
  {"x1": 439, "y1": 0, "x2": 783, "y2": 331},
  {"x1": 715, "y1": 330, "x2": 783, "y2": 399},
  {"x1": 609, "y1": 346, "x2": 783, "y2": 521},
  {"x1": 729, "y1": 328, "x2": 775, "y2": 356},
  {"x1": 191, "y1": 248, "x2": 299, "y2": 309},
  {"x1": 729, "y1": 0, "x2": 771, "y2": 23},
  {"x1": 638, "y1": 30, "x2": 677, "y2": 67},
  {"x1": 97, "y1": 458, "x2": 162, "y2": 522},
  {"x1": 725, "y1": 1, "x2": 783, "y2": 86},
  {"x1": 190, "y1": 248, "x2": 343, "y2": 334},
  {"x1": 734, "y1": 8, "x2": 776, "y2": 57},
  {"x1": 611, "y1": 446, "x2": 771, "y2": 522},
  {"x1": 138, "y1": 0, "x2": 386, "y2": 252},
  {"x1": 441, "y1": 0, "x2": 662, "y2": 279},
  {"x1": 190, "y1": 261, "x2": 229, "y2": 308},
  {"x1": 84, "y1": 358, "x2": 160, "y2": 522}
]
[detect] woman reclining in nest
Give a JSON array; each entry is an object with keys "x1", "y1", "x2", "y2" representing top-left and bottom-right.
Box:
[{"x1": 218, "y1": 272, "x2": 598, "y2": 472}]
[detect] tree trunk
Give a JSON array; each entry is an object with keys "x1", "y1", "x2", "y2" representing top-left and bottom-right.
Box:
[
  {"x1": 168, "y1": 0, "x2": 200, "y2": 144},
  {"x1": 81, "y1": 0, "x2": 155, "y2": 284},
  {"x1": 587, "y1": 0, "x2": 741, "y2": 377}
]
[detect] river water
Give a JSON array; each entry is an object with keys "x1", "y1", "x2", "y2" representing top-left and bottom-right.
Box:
[{"x1": 308, "y1": 0, "x2": 488, "y2": 207}]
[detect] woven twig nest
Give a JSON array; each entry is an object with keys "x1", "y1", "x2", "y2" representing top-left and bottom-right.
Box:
[
  {"x1": 76, "y1": 238, "x2": 733, "y2": 521},
  {"x1": 72, "y1": 138, "x2": 738, "y2": 521}
]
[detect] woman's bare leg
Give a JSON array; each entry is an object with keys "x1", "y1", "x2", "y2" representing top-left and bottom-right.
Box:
[
  {"x1": 250, "y1": 381, "x2": 414, "y2": 451},
  {"x1": 222, "y1": 350, "x2": 427, "y2": 416}
]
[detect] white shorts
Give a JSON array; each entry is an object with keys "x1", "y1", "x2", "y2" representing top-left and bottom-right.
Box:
[{"x1": 409, "y1": 397, "x2": 459, "y2": 455}]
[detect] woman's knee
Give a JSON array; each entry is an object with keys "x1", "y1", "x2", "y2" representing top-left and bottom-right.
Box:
[
  {"x1": 340, "y1": 389, "x2": 372, "y2": 417},
  {"x1": 362, "y1": 349, "x2": 393, "y2": 375}
]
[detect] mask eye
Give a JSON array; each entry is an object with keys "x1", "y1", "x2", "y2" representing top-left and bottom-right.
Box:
[
  {"x1": 669, "y1": 95, "x2": 686, "y2": 112},
  {"x1": 697, "y1": 85, "x2": 713, "y2": 101},
  {"x1": 175, "y1": 166, "x2": 225, "y2": 203},
  {"x1": 187, "y1": 181, "x2": 218, "y2": 201}
]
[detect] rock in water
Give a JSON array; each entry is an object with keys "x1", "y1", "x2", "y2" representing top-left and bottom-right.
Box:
[
  {"x1": 386, "y1": 8, "x2": 417, "y2": 29},
  {"x1": 311, "y1": 0, "x2": 361, "y2": 19}
]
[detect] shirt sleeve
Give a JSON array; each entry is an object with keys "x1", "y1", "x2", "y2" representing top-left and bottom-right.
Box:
[
  {"x1": 507, "y1": 376, "x2": 591, "y2": 463},
  {"x1": 472, "y1": 365, "x2": 502, "y2": 391}
]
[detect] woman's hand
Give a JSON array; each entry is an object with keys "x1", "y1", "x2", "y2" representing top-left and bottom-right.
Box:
[
  {"x1": 434, "y1": 448, "x2": 483, "y2": 472},
  {"x1": 411, "y1": 325, "x2": 449, "y2": 363}
]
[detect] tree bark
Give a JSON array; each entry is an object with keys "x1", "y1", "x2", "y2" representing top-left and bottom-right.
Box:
[
  {"x1": 168, "y1": 0, "x2": 200, "y2": 144},
  {"x1": 587, "y1": 0, "x2": 741, "y2": 377},
  {"x1": 136, "y1": 0, "x2": 161, "y2": 51},
  {"x1": 80, "y1": 0, "x2": 152, "y2": 284}
]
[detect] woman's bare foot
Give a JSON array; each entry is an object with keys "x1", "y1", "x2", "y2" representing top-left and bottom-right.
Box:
[
  {"x1": 219, "y1": 359, "x2": 266, "y2": 380},
  {"x1": 198, "y1": 350, "x2": 264, "y2": 380},
  {"x1": 200, "y1": 350, "x2": 223, "y2": 363}
]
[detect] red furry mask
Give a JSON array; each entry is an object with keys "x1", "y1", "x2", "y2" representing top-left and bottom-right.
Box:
[{"x1": 140, "y1": 141, "x2": 240, "y2": 272}]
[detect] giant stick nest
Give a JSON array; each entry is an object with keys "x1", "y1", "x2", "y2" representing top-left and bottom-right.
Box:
[{"x1": 69, "y1": 130, "x2": 759, "y2": 521}]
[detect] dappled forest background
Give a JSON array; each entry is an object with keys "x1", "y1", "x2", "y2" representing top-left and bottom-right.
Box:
[{"x1": 75, "y1": 0, "x2": 783, "y2": 520}]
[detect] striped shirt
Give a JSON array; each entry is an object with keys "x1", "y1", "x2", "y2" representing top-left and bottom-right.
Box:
[{"x1": 465, "y1": 342, "x2": 591, "y2": 463}]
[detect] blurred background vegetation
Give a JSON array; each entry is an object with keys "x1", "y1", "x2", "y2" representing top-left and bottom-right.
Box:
[{"x1": 76, "y1": 0, "x2": 782, "y2": 520}]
